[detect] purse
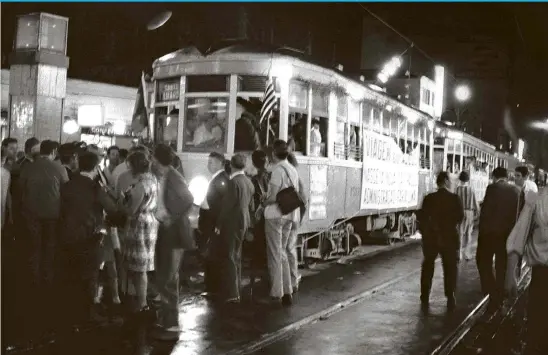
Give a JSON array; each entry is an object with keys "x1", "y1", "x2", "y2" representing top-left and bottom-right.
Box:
[{"x1": 276, "y1": 165, "x2": 305, "y2": 215}]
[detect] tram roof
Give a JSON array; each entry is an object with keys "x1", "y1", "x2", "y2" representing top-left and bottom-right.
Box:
[{"x1": 152, "y1": 40, "x2": 432, "y2": 122}]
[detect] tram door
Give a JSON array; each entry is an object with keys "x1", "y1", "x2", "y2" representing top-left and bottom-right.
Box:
[{"x1": 154, "y1": 105, "x2": 179, "y2": 150}]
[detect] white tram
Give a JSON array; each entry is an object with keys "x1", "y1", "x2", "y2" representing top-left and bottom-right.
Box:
[{"x1": 146, "y1": 41, "x2": 521, "y2": 263}]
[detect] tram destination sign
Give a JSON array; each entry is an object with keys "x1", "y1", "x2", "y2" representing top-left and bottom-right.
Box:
[
  {"x1": 157, "y1": 78, "x2": 180, "y2": 102},
  {"x1": 360, "y1": 131, "x2": 420, "y2": 210}
]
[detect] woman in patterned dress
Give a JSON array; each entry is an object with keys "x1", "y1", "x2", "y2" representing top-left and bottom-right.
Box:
[{"x1": 121, "y1": 151, "x2": 159, "y2": 314}]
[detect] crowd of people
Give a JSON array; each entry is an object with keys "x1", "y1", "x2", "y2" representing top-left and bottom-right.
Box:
[
  {"x1": 1, "y1": 136, "x2": 307, "y2": 344},
  {"x1": 418, "y1": 166, "x2": 547, "y2": 355}
]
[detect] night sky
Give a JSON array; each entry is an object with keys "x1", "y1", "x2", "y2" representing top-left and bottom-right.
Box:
[{"x1": 2, "y1": 3, "x2": 548, "y2": 138}]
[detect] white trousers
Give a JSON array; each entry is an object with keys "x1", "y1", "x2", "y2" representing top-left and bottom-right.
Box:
[{"x1": 265, "y1": 218, "x2": 298, "y2": 298}]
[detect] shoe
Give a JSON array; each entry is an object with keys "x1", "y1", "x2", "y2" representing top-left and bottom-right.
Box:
[
  {"x1": 90, "y1": 304, "x2": 108, "y2": 325},
  {"x1": 149, "y1": 324, "x2": 180, "y2": 341},
  {"x1": 281, "y1": 294, "x2": 293, "y2": 307},
  {"x1": 201, "y1": 292, "x2": 218, "y2": 301},
  {"x1": 257, "y1": 297, "x2": 282, "y2": 307}
]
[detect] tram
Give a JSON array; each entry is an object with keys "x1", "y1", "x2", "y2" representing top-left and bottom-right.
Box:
[{"x1": 146, "y1": 40, "x2": 526, "y2": 263}]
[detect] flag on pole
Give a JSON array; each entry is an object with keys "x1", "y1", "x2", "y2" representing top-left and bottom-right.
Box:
[
  {"x1": 259, "y1": 77, "x2": 277, "y2": 125},
  {"x1": 131, "y1": 71, "x2": 149, "y2": 134}
]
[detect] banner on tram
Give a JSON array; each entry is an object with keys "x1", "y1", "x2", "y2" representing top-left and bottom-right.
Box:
[{"x1": 360, "y1": 130, "x2": 420, "y2": 210}]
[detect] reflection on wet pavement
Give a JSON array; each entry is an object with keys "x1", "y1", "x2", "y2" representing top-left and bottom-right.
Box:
[
  {"x1": 261, "y1": 251, "x2": 482, "y2": 355},
  {"x1": 6, "y1": 241, "x2": 434, "y2": 355}
]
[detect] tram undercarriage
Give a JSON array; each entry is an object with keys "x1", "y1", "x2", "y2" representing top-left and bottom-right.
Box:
[{"x1": 298, "y1": 211, "x2": 418, "y2": 266}]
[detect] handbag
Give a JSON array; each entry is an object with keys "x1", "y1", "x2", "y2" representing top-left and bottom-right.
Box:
[{"x1": 276, "y1": 165, "x2": 305, "y2": 215}]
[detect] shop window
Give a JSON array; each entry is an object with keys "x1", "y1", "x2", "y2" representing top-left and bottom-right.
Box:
[
  {"x1": 154, "y1": 105, "x2": 179, "y2": 151},
  {"x1": 183, "y1": 97, "x2": 228, "y2": 153}
]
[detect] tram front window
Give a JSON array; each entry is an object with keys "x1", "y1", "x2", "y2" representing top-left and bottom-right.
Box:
[{"x1": 183, "y1": 97, "x2": 227, "y2": 152}]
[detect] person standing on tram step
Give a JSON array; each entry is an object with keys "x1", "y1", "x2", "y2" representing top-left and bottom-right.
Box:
[
  {"x1": 477, "y1": 166, "x2": 520, "y2": 311},
  {"x1": 418, "y1": 171, "x2": 464, "y2": 312},
  {"x1": 199, "y1": 152, "x2": 230, "y2": 300},
  {"x1": 150, "y1": 144, "x2": 195, "y2": 340},
  {"x1": 455, "y1": 171, "x2": 479, "y2": 261},
  {"x1": 260, "y1": 140, "x2": 302, "y2": 307},
  {"x1": 215, "y1": 153, "x2": 254, "y2": 305}
]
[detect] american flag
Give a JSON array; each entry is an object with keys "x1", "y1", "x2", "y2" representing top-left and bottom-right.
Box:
[{"x1": 259, "y1": 77, "x2": 277, "y2": 125}]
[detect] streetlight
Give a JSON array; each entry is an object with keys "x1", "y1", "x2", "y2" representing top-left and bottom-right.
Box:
[
  {"x1": 455, "y1": 84, "x2": 471, "y2": 102},
  {"x1": 453, "y1": 84, "x2": 472, "y2": 133},
  {"x1": 376, "y1": 56, "x2": 402, "y2": 84}
]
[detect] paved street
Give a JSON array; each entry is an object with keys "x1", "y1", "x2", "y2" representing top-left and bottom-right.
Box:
[
  {"x1": 259, "y1": 253, "x2": 483, "y2": 355},
  {"x1": 5, "y1": 235, "x2": 485, "y2": 355}
]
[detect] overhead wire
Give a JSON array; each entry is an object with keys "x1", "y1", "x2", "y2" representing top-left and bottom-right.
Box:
[{"x1": 357, "y1": 3, "x2": 459, "y2": 83}]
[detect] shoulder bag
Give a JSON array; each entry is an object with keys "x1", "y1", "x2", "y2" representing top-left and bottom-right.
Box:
[{"x1": 276, "y1": 164, "x2": 305, "y2": 215}]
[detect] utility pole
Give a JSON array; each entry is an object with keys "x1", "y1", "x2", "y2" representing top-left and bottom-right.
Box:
[{"x1": 238, "y1": 6, "x2": 248, "y2": 40}]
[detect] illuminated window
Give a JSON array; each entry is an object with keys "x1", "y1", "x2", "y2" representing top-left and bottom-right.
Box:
[
  {"x1": 183, "y1": 98, "x2": 228, "y2": 153},
  {"x1": 309, "y1": 85, "x2": 329, "y2": 157}
]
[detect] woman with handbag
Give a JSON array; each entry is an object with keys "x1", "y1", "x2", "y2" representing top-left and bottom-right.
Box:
[
  {"x1": 506, "y1": 188, "x2": 548, "y2": 354},
  {"x1": 120, "y1": 151, "x2": 159, "y2": 318},
  {"x1": 260, "y1": 140, "x2": 304, "y2": 307}
]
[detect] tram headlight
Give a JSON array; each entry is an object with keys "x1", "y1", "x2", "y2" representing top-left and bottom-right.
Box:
[{"x1": 188, "y1": 175, "x2": 209, "y2": 206}]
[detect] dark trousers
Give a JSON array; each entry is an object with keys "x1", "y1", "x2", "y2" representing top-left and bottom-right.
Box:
[
  {"x1": 56, "y1": 245, "x2": 99, "y2": 329},
  {"x1": 476, "y1": 235, "x2": 507, "y2": 305},
  {"x1": 26, "y1": 217, "x2": 58, "y2": 290},
  {"x1": 204, "y1": 231, "x2": 223, "y2": 294},
  {"x1": 224, "y1": 229, "x2": 245, "y2": 301},
  {"x1": 525, "y1": 266, "x2": 548, "y2": 355},
  {"x1": 155, "y1": 226, "x2": 184, "y2": 329},
  {"x1": 420, "y1": 243, "x2": 458, "y2": 301}
]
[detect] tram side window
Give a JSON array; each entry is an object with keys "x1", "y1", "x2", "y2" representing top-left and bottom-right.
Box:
[
  {"x1": 154, "y1": 106, "x2": 179, "y2": 151},
  {"x1": 309, "y1": 86, "x2": 329, "y2": 157},
  {"x1": 347, "y1": 99, "x2": 361, "y2": 161},
  {"x1": 235, "y1": 76, "x2": 279, "y2": 151},
  {"x1": 334, "y1": 93, "x2": 348, "y2": 160},
  {"x1": 288, "y1": 81, "x2": 308, "y2": 155}
]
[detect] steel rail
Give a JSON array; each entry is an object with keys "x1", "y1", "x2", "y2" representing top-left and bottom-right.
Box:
[{"x1": 430, "y1": 263, "x2": 530, "y2": 355}]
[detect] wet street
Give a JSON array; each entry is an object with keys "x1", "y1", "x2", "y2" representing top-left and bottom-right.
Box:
[
  {"x1": 259, "y1": 253, "x2": 482, "y2": 355},
  {"x1": 5, "y1": 236, "x2": 484, "y2": 355}
]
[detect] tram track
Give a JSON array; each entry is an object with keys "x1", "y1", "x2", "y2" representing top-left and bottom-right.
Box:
[{"x1": 430, "y1": 263, "x2": 530, "y2": 355}]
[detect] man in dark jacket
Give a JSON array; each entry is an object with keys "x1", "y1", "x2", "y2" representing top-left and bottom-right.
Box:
[
  {"x1": 418, "y1": 171, "x2": 464, "y2": 311},
  {"x1": 199, "y1": 152, "x2": 230, "y2": 299},
  {"x1": 57, "y1": 152, "x2": 117, "y2": 327},
  {"x1": 477, "y1": 166, "x2": 520, "y2": 309},
  {"x1": 216, "y1": 154, "x2": 255, "y2": 304},
  {"x1": 150, "y1": 144, "x2": 195, "y2": 340}
]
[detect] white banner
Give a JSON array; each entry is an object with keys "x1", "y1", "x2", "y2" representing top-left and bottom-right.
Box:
[{"x1": 360, "y1": 131, "x2": 420, "y2": 210}]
